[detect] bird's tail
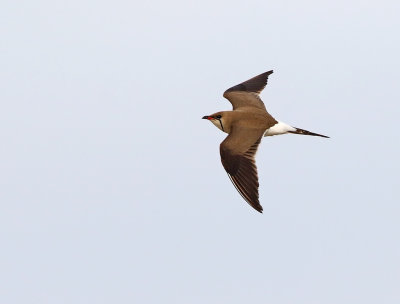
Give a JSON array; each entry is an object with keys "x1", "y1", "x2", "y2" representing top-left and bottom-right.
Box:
[{"x1": 289, "y1": 127, "x2": 329, "y2": 138}]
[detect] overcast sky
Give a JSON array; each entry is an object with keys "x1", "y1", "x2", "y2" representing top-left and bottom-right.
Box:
[{"x1": 1, "y1": 0, "x2": 399, "y2": 303}]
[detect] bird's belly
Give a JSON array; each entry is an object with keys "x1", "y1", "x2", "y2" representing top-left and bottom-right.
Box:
[{"x1": 264, "y1": 121, "x2": 296, "y2": 136}]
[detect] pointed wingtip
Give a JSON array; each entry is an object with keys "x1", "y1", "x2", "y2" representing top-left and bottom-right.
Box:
[
  {"x1": 254, "y1": 205, "x2": 263, "y2": 213},
  {"x1": 224, "y1": 70, "x2": 275, "y2": 95},
  {"x1": 260, "y1": 70, "x2": 273, "y2": 77}
]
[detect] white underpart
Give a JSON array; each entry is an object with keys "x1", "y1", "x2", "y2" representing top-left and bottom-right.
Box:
[{"x1": 264, "y1": 121, "x2": 296, "y2": 137}]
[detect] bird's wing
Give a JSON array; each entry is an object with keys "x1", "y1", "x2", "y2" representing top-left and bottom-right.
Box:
[
  {"x1": 220, "y1": 126, "x2": 266, "y2": 213},
  {"x1": 223, "y1": 70, "x2": 273, "y2": 111}
]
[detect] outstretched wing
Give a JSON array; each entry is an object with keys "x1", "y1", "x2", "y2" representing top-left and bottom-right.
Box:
[
  {"x1": 220, "y1": 127, "x2": 265, "y2": 213},
  {"x1": 223, "y1": 70, "x2": 273, "y2": 111}
]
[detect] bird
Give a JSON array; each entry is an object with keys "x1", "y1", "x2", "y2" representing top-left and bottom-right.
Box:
[{"x1": 202, "y1": 70, "x2": 329, "y2": 213}]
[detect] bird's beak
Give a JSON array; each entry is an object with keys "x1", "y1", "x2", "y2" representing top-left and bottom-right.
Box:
[{"x1": 202, "y1": 116, "x2": 212, "y2": 120}]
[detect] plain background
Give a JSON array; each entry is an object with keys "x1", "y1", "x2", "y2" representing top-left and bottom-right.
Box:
[{"x1": 1, "y1": 0, "x2": 399, "y2": 303}]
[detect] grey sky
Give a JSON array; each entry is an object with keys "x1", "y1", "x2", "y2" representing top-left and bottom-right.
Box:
[{"x1": 1, "y1": 0, "x2": 399, "y2": 303}]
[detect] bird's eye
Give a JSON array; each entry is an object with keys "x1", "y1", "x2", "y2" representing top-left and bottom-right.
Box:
[{"x1": 216, "y1": 115, "x2": 222, "y2": 119}]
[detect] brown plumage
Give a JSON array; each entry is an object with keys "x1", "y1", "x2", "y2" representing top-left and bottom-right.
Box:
[{"x1": 203, "y1": 70, "x2": 328, "y2": 213}]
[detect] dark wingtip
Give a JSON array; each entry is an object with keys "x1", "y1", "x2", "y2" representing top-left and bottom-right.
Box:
[
  {"x1": 224, "y1": 70, "x2": 274, "y2": 94},
  {"x1": 250, "y1": 202, "x2": 263, "y2": 213}
]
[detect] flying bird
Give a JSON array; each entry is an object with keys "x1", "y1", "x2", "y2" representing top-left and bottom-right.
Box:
[{"x1": 202, "y1": 70, "x2": 329, "y2": 213}]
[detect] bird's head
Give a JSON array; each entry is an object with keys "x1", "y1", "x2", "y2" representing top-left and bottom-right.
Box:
[{"x1": 202, "y1": 112, "x2": 226, "y2": 132}]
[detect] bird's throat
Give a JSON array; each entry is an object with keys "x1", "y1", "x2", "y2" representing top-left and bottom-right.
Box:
[
  {"x1": 211, "y1": 119, "x2": 226, "y2": 133},
  {"x1": 218, "y1": 120, "x2": 224, "y2": 132}
]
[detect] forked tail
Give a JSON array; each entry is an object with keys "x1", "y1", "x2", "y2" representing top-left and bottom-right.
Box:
[{"x1": 289, "y1": 127, "x2": 329, "y2": 138}]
